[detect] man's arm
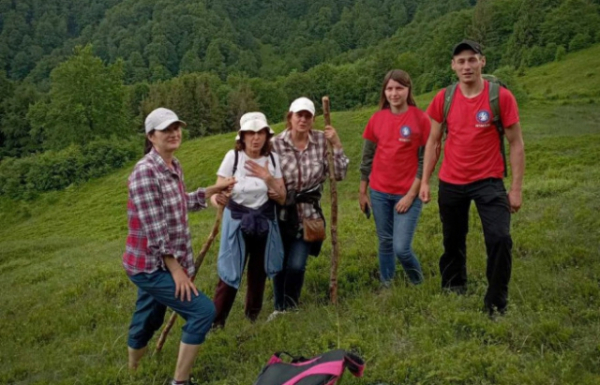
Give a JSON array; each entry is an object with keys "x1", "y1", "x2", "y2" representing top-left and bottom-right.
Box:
[
  {"x1": 419, "y1": 117, "x2": 443, "y2": 203},
  {"x1": 504, "y1": 122, "x2": 525, "y2": 213}
]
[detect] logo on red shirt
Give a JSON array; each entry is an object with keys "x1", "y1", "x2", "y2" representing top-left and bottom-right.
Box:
[
  {"x1": 476, "y1": 110, "x2": 491, "y2": 123},
  {"x1": 399, "y1": 125, "x2": 412, "y2": 142}
]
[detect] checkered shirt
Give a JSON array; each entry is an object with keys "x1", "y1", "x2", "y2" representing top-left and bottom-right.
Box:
[
  {"x1": 272, "y1": 128, "x2": 349, "y2": 220},
  {"x1": 122, "y1": 149, "x2": 207, "y2": 276}
]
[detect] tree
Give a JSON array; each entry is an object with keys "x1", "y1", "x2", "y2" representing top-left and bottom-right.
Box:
[
  {"x1": 1, "y1": 82, "x2": 42, "y2": 158},
  {"x1": 179, "y1": 49, "x2": 203, "y2": 75},
  {"x1": 541, "y1": 0, "x2": 600, "y2": 49},
  {"x1": 225, "y1": 77, "x2": 259, "y2": 133},
  {"x1": 29, "y1": 45, "x2": 132, "y2": 150}
]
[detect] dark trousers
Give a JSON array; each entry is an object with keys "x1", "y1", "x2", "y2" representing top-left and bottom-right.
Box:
[
  {"x1": 438, "y1": 178, "x2": 513, "y2": 310},
  {"x1": 212, "y1": 232, "x2": 267, "y2": 328},
  {"x1": 273, "y1": 234, "x2": 311, "y2": 311}
]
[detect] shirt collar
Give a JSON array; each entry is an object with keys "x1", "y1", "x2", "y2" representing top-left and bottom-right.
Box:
[
  {"x1": 282, "y1": 128, "x2": 317, "y2": 148},
  {"x1": 148, "y1": 148, "x2": 181, "y2": 175}
]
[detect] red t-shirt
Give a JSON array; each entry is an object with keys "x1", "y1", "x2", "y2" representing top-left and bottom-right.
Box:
[
  {"x1": 363, "y1": 106, "x2": 431, "y2": 195},
  {"x1": 426, "y1": 81, "x2": 519, "y2": 185}
]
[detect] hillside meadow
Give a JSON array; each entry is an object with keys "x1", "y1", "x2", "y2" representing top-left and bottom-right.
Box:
[{"x1": 1, "y1": 47, "x2": 600, "y2": 384}]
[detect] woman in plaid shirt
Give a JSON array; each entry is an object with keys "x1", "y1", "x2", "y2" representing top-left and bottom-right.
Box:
[
  {"x1": 123, "y1": 108, "x2": 234, "y2": 385},
  {"x1": 268, "y1": 97, "x2": 350, "y2": 321}
]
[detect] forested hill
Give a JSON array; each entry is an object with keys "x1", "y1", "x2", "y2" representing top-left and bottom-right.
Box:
[
  {"x1": 0, "y1": 0, "x2": 461, "y2": 83},
  {"x1": 2, "y1": 0, "x2": 600, "y2": 85},
  {"x1": 0, "y1": 0, "x2": 599, "y2": 165}
]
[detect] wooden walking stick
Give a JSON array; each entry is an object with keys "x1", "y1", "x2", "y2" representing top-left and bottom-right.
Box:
[
  {"x1": 322, "y1": 96, "x2": 340, "y2": 305},
  {"x1": 154, "y1": 206, "x2": 225, "y2": 354}
]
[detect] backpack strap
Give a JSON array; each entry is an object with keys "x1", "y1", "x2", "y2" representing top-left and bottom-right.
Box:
[
  {"x1": 232, "y1": 151, "x2": 276, "y2": 176},
  {"x1": 269, "y1": 152, "x2": 276, "y2": 169},
  {"x1": 442, "y1": 83, "x2": 458, "y2": 138},
  {"x1": 488, "y1": 81, "x2": 508, "y2": 177},
  {"x1": 232, "y1": 150, "x2": 239, "y2": 175}
]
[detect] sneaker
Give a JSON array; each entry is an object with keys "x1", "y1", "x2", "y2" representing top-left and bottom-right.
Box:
[{"x1": 266, "y1": 310, "x2": 286, "y2": 322}]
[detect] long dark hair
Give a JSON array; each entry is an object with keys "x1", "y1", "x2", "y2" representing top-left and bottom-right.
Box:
[
  {"x1": 235, "y1": 129, "x2": 273, "y2": 156},
  {"x1": 378, "y1": 69, "x2": 417, "y2": 110},
  {"x1": 144, "y1": 130, "x2": 154, "y2": 155}
]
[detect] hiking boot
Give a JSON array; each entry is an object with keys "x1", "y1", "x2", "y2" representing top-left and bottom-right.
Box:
[{"x1": 266, "y1": 310, "x2": 286, "y2": 322}]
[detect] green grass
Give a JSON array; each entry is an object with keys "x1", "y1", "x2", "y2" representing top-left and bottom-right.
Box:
[
  {"x1": 2, "y1": 47, "x2": 600, "y2": 384},
  {"x1": 520, "y1": 45, "x2": 600, "y2": 103}
]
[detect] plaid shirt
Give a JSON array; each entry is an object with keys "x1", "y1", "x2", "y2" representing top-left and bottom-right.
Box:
[
  {"x1": 273, "y1": 128, "x2": 349, "y2": 220},
  {"x1": 123, "y1": 149, "x2": 207, "y2": 277}
]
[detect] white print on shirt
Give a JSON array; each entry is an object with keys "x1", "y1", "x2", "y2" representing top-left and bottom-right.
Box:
[{"x1": 398, "y1": 125, "x2": 412, "y2": 142}]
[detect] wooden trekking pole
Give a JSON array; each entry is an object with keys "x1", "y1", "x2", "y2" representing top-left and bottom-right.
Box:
[
  {"x1": 154, "y1": 206, "x2": 224, "y2": 354},
  {"x1": 322, "y1": 96, "x2": 340, "y2": 305}
]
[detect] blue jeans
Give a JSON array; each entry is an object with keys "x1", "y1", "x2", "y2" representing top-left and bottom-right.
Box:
[
  {"x1": 127, "y1": 270, "x2": 215, "y2": 348},
  {"x1": 273, "y1": 235, "x2": 311, "y2": 311},
  {"x1": 370, "y1": 188, "x2": 424, "y2": 285}
]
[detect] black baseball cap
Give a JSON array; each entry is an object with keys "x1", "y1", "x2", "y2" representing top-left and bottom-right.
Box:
[{"x1": 453, "y1": 39, "x2": 483, "y2": 56}]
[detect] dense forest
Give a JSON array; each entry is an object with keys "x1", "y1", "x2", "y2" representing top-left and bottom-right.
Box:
[{"x1": 0, "y1": 0, "x2": 599, "y2": 198}]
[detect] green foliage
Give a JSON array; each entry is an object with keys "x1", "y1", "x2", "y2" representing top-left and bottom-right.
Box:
[
  {"x1": 2, "y1": 0, "x2": 600, "y2": 162},
  {"x1": 0, "y1": 81, "x2": 42, "y2": 159},
  {"x1": 569, "y1": 33, "x2": 593, "y2": 51},
  {"x1": 0, "y1": 137, "x2": 140, "y2": 200},
  {"x1": 540, "y1": 0, "x2": 600, "y2": 49},
  {"x1": 29, "y1": 45, "x2": 132, "y2": 150},
  {"x1": 140, "y1": 72, "x2": 227, "y2": 137},
  {"x1": 555, "y1": 45, "x2": 567, "y2": 61},
  {"x1": 492, "y1": 66, "x2": 529, "y2": 104}
]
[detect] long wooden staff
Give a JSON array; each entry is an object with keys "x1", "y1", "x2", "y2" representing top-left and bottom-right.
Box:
[
  {"x1": 322, "y1": 96, "x2": 340, "y2": 305},
  {"x1": 154, "y1": 206, "x2": 224, "y2": 354}
]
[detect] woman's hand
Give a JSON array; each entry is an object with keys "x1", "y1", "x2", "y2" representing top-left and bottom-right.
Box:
[
  {"x1": 324, "y1": 125, "x2": 342, "y2": 149},
  {"x1": 210, "y1": 192, "x2": 230, "y2": 207},
  {"x1": 163, "y1": 255, "x2": 198, "y2": 302},
  {"x1": 216, "y1": 176, "x2": 236, "y2": 191},
  {"x1": 359, "y1": 191, "x2": 371, "y2": 213},
  {"x1": 171, "y1": 268, "x2": 199, "y2": 302},
  {"x1": 245, "y1": 160, "x2": 272, "y2": 181},
  {"x1": 395, "y1": 195, "x2": 415, "y2": 214},
  {"x1": 207, "y1": 177, "x2": 236, "y2": 197},
  {"x1": 268, "y1": 188, "x2": 282, "y2": 201}
]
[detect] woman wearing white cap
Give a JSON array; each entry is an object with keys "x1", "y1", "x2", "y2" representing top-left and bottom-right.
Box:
[
  {"x1": 123, "y1": 108, "x2": 235, "y2": 385},
  {"x1": 269, "y1": 97, "x2": 349, "y2": 320},
  {"x1": 210, "y1": 112, "x2": 286, "y2": 328}
]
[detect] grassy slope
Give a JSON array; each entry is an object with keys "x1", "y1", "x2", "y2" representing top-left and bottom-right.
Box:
[
  {"x1": 520, "y1": 44, "x2": 600, "y2": 102},
  {"x1": 1, "y1": 47, "x2": 600, "y2": 384}
]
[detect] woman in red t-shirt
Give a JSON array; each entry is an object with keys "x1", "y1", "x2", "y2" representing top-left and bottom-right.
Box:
[{"x1": 358, "y1": 70, "x2": 430, "y2": 287}]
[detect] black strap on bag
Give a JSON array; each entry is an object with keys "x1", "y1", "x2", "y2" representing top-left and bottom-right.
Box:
[{"x1": 232, "y1": 150, "x2": 276, "y2": 175}]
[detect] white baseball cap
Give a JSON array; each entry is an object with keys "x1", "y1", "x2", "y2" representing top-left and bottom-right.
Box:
[
  {"x1": 235, "y1": 112, "x2": 274, "y2": 140},
  {"x1": 145, "y1": 108, "x2": 187, "y2": 134},
  {"x1": 289, "y1": 97, "x2": 315, "y2": 116}
]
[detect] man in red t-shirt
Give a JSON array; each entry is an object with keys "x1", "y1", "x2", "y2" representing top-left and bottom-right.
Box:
[{"x1": 420, "y1": 40, "x2": 525, "y2": 316}]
